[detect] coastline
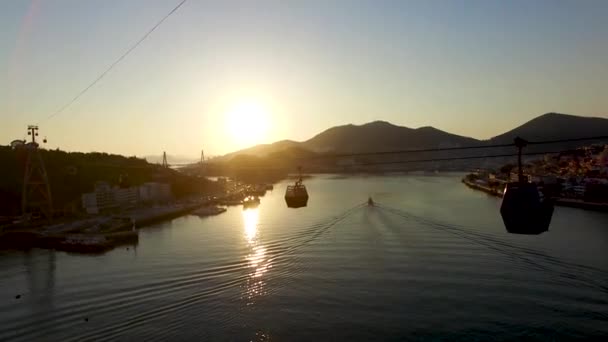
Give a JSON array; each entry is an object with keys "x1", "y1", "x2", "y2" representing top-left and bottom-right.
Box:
[
  {"x1": 462, "y1": 178, "x2": 504, "y2": 198},
  {"x1": 462, "y1": 178, "x2": 608, "y2": 212},
  {"x1": 0, "y1": 181, "x2": 268, "y2": 254},
  {"x1": 0, "y1": 203, "x2": 201, "y2": 254}
]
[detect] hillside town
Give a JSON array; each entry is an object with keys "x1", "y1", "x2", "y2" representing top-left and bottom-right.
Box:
[{"x1": 464, "y1": 144, "x2": 608, "y2": 205}]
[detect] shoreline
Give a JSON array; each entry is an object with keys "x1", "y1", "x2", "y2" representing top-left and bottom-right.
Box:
[
  {"x1": 462, "y1": 178, "x2": 608, "y2": 212},
  {"x1": 0, "y1": 203, "x2": 201, "y2": 254},
  {"x1": 462, "y1": 178, "x2": 504, "y2": 198},
  {"x1": 0, "y1": 183, "x2": 267, "y2": 255}
]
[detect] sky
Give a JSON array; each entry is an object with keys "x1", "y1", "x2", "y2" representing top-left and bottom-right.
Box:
[{"x1": 1, "y1": 0, "x2": 607, "y2": 158}]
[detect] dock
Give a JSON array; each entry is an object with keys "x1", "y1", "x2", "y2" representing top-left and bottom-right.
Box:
[
  {"x1": 0, "y1": 203, "x2": 200, "y2": 254},
  {"x1": 0, "y1": 180, "x2": 276, "y2": 254}
]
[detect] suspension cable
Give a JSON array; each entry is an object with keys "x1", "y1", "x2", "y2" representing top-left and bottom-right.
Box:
[
  {"x1": 42, "y1": 0, "x2": 188, "y2": 123},
  {"x1": 317, "y1": 135, "x2": 608, "y2": 160},
  {"x1": 354, "y1": 150, "x2": 565, "y2": 166}
]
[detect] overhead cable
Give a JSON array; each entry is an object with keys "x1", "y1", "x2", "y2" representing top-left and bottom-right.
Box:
[{"x1": 42, "y1": 0, "x2": 188, "y2": 122}]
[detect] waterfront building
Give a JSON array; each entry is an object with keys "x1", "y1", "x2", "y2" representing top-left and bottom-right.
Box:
[
  {"x1": 139, "y1": 182, "x2": 172, "y2": 203},
  {"x1": 114, "y1": 187, "x2": 139, "y2": 208},
  {"x1": 81, "y1": 182, "x2": 119, "y2": 214},
  {"x1": 82, "y1": 181, "x2": 172, "y2": 214}
]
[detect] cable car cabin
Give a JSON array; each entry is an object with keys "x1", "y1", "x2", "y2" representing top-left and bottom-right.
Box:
[
  {"x1": 285, "y1": 178, "x2": 308, "y2": 208},
  {"x1": 500, "y1": 182, "x2": 554, "y2": 235}
]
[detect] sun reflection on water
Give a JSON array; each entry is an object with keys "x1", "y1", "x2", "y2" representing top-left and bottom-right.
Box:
[
  {"x1": 243, "y1": 208, "x2": 259, "y2": 243},
  {"x1": 241, "y1": 208, "x2": 271, "y2": 304}
]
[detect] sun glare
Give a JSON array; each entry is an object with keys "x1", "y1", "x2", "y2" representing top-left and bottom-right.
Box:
[
  {"x1": 225, "y1": 100, "x2": 271, "y2": 147},
  {"x1": 243, "y1": 208, "x2": 259, "y2": 243}
]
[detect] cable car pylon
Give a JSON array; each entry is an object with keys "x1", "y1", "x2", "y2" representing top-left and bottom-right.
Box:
[
  {"x1": 22, "y1": 125, "x2": 53, "y2": 223},
  {"x1": 162, "y1": 151, "x2": 169, "y2": 168}
]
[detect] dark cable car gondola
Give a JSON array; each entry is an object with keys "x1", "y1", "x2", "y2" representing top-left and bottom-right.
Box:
[
  {"x1": 500, "y1": 137, "x2": 554, "y2": 235},
  {"x1": 285, "y1": 167, "x2": 308, "y2": 208}
]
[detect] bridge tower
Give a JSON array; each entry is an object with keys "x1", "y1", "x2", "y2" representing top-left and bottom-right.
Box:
[
  {"x1": 162, "y1": 151, "x2": 169, "y2": 168},
  {"x1": 22, "y1": 125, "x2": 53, "y2": 222}
]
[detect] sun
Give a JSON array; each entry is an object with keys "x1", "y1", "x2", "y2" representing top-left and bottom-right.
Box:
[{"x1": 224, "y1": 100, "x2": 271, "y2": 147}]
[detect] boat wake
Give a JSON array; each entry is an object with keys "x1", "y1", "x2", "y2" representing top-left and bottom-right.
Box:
[
  {"x1": 61, "y1": 203, "x2": 367, "y2": 342},
  {"x1": 375, "y1": 202, "x2": 608, "y2": 294}
]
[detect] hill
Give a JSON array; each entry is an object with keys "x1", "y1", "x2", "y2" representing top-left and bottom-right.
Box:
[
  {"x1": 489, "y1": 113, "x2": 608, "y2": 144},
  {"x1": 213, "y1": 113, "x2": 608, "y2": 173},
  {"x1": 222, "y1": 121, "x2": 481, "y2": 161},
  {"x1": 0, "y1": 147, "x2": 219, "y2": 216},
  {"x1": 222, "y1": 113, "x2": 608, "y2": 160},
  {"x1": 301, "y1": 120, "x2": 479, "y2": 153},
  {"x1": 220, "y1": 140, "x2": 299, "y2": 160}
]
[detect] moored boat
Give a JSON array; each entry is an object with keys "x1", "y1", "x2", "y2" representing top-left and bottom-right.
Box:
[
  {"x1": 192, "y1": 206, "x2": 227, "y2": 217},
  {"x1": 243, "y1": 196, "x2": 261, "y2": 209}
]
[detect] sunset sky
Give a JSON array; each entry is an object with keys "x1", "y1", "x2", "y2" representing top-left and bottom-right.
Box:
[{"x1": 1, "y1": 0, "x2": 607, "y2": 158}]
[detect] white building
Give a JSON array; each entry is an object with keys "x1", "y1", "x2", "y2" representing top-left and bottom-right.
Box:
[
  {"x1": 139, "y1": 182, "x2": 172, "y2": 203},
  {"x1": 114, "y1": 187, "x2": 139, "y2": 208},
  {"x1": 81, "y1": 193, "x2": 99, "y2": 214},
  {"x1": 83, "y1": 181, "x2": 172, "y2": 214},
  {"x1": 81, "y1": 182, "x2": 119, "y2": 214}
]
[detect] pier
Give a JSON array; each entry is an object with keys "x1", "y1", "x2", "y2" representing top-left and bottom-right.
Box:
[
  {"x1": 0, "y1": 203, "x2": 201, "y2": 254},
  {"x1": 0, "y1": 179, "x2": 276, "y2": 254}
]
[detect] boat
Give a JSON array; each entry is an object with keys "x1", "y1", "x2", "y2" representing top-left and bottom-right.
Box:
[
  {"x1": 285, "y1": 178, "x2": 308, "y2": 208},
  {"x1": 56, "y1": 231, "x2": 138, "y2": 254},
  {"x1": 192, "y1": 206, "x2": 227, "y2": 217},
  {"x1": 220, "y1": 198, "x2": 243, "y2": 206},
  {"x1": 242, "y1": 196, "x2": 260, "y2": 209},
  {"x1": 58, "y1": 234, "x2": 110, "y2": 253}
]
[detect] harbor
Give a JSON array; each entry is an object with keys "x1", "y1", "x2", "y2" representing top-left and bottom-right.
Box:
[
  {"x1": 0, "y1": 203, "x2": 200, "y2": 254},
  {"x1": 0, "y1": 180, "x2": 275, "y2": 254},
  {"x1": 463, "y1": 177, "x2": 608, "y2": 212},
  {"x1": 3, "y1": 174, "x2": 608, "y2": 341}
]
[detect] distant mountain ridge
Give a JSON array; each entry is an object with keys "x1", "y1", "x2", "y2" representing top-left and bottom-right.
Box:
[
  {"x1": 220, "y1": 140, "x2": 299, "y2": 160},
  {"x1": 301, "y1": 120, "x2": 478, "y2": 153},
  {"x1": 220, "y1": 113, "x2": 608, "y2": 160},
  {"x1": 488, "y1": 113, "x2": 608, "y2": 143}
]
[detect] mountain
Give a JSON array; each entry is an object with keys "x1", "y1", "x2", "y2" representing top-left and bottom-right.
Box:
[
  {"x1": 220, "y1": 140, "x2": 299, "y2": 160},
  {"x1": 489, "y1": 113, "x2": 608, "y2": 144},
  {"x1": 219, "y1": 113, "x2": 608, "y2": 165},
  {"x1": 301, "y1": 120, "x2": 479, "y2": 153},
  {"x1": 222, "y1": 121, "x2": 480, "y2": 161}
]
